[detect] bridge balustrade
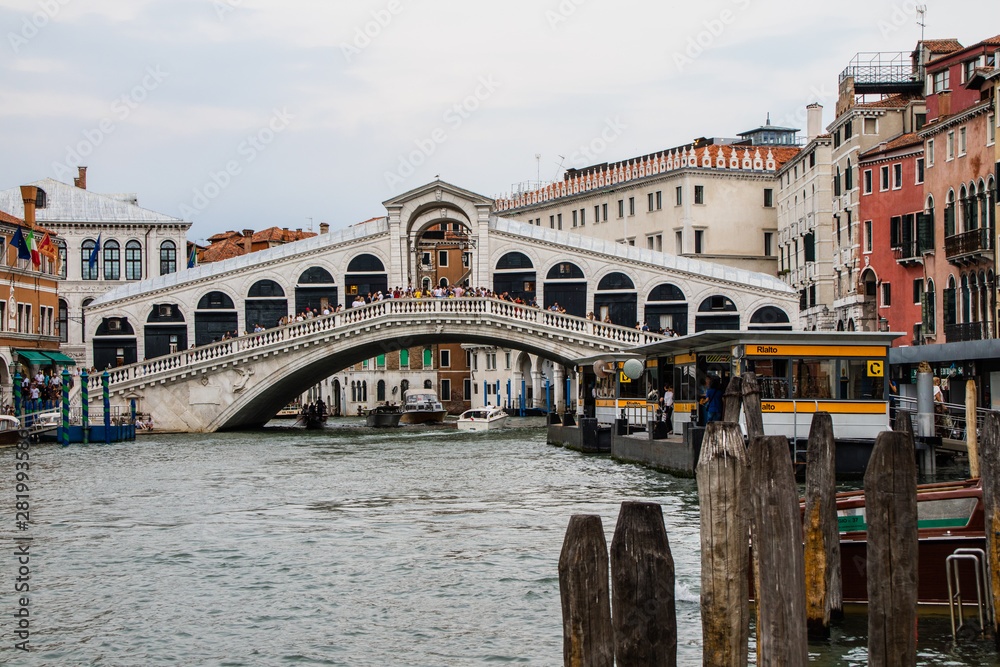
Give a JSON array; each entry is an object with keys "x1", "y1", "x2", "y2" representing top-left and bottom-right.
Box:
[{"x1": 89, "y1": 297, "x2": 664, "y2": 391}]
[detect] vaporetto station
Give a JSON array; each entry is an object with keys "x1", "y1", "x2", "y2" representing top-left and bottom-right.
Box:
[{"x1": 83, "y1": 180, "x2": 798, "y2": 432}]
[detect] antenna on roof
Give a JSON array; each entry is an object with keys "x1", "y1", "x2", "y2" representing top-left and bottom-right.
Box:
[
  {"x1": 535, "y1": 154, "x2": 541, "y2": 184},
  {"x1": 307, "y1": 217, "x2": 313, "y2": 232},
  {"x1": 916, "y1": 5, "x2": 926, "y2": 42}
]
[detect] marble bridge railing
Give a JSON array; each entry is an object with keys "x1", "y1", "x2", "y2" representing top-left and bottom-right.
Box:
[{"x1": 89, "y1": 297, "x2": 664, "y2": 391}]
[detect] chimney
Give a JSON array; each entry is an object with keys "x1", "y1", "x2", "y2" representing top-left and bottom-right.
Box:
[
  {"x1": 806, "y1": 104, "x2": 823, "y2": 143},
  {"x1": 19, "y1": 186, "x2": 37, "y2": 228},
  {"x1": 242, "y1": 229, "x2": 253, "y2": 237},
  {"x1": 320, "y1": 222, "x2": 329, "y2": 234},
  {"x1": 73, "y1": 166, "x2": 87, "y2": 190}
]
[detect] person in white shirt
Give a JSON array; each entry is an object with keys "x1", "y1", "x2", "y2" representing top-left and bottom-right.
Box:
[{"x1": 662, "y1": 384, "x2": 674, "y2": 433}]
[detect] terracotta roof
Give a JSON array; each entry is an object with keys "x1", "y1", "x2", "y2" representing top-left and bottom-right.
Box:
[
  {"x1": 200, "y1": 238, "x2": 246, "y2": 263},
  {"x1": 0, "y1": 210, "x2": 23, "y2": 225},
  {"x1": 860, "y1": 133, "x2": 923, "y2": 159},
  {"x1": 855, "y1": 94, "x2": 919, "y2": 109},
  {"x1": 982, "y1": 35, "x2": 1000, "y2": 46},
  {"x1": 207, "y1": 231, "x2": 240, "y2": 242},
  {"x1": 250, "y1": 227, "x2": 317, "y2": 243},
  {"x1": 920, "y1": 39, "x2": 963, "y2": 54}
]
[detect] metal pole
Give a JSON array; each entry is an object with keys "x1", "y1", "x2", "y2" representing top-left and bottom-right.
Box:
[
  {"x1": 13, "y1": 372, "x2": 21, "y2": 420},
  {"x1": 566, "y1": 377, "x2": 571, "y2": 414},
  {"x1": 507, "y1": 380, "x2": 511, "y2": 410},
  {"x1": 61, "y1": 369, "x2": 70, "y2": 446},
  {"x1": 81, "y1": 369, "x2": 89, "y2": 444},
  {"x1": 484, "y1": 380, "x2": 488, "y2": 407},
  {"x1": 130, "y1": 398, "x2": 137, "y2": 441},
  {"x1": 546, "y1": 380, "x2": 551, "y2": 413},
  {"x1": 102, "y1": 371, "x2": 110, "y2": 444},
  {"x1": 521, "y1": 379, "x2": 526, "y2": 417}
]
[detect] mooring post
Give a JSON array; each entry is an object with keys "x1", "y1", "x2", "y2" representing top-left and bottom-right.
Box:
[
  {"x1": 967, "y1": 379, "x2": 979, "y2": 478},
  {"x1": 696, "y1": 421, "x2": 749, "y2": 667},
  {"x1": 741, "y1": 371, "x2": 764, "y2": 441},
  {"x1": 61, "y1": 368, "x2": 71, "y2": 447},
  {"x1": 865, "y1": 431, "x2": 918, "y2": 667},
  {"x1": 559, "y1": 515, "x2": 613, "y2": 667},
  {"x1": 894, "y1": 409, "x2": 913, "y2": 435},
  {"x1": 802, "y1": 412, "x2": 842, "y2": 639},
  {"x1": 979, "y1": 412, "x2": 1000, "y2": 647},
  {"x1": 749, "y1": 434, "x2": 807, "y2": 666},
  {"x1": 722, "y1": 375, "x2": 743, "y2": 423},
  {"x1": 610, "y1": 501, "x2": 676, "y2": 666}
]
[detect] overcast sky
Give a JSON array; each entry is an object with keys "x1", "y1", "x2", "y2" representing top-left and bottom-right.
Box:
[{"x1": 0, "y1": 0, "x2": 993, "y2": 242}]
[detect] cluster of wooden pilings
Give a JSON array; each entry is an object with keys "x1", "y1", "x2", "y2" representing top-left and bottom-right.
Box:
[{"x1": 559, "y1": 372, "x2": 1000, "y2": 666}]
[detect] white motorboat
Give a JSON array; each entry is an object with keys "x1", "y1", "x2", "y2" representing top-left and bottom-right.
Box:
[
  {"x1": 457, "y1": 405, "x2": 508, "y2": 431},
  {"x1": 399, "y1": 391, "x2": 447, "y2": 424}
]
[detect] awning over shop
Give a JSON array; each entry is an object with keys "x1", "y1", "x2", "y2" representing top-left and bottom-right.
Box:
[
  {"x1": 16, "y1": 350, "x2": 51, "y2": 364},
  {"x1": 43, "y1": 351, "x2": 76, "y2": 365}
]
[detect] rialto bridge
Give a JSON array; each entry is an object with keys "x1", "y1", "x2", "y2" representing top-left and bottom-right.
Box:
[{"x1": 82, "y1": 180, "x2": 798, "y2": 431}]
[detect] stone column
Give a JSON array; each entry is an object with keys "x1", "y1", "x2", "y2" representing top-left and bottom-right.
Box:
[
  {"x1": 385, "y1": 204, "x2": 405, "y2": 288},
  {"x1": 554, "y1": 364, "x2": 566, "y2": 414},
  {"x1": 531, "y1": 370, "x2": 543, "y2": 410}
]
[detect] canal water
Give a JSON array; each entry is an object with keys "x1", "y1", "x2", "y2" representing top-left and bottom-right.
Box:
[{"x1": 3, "y1": 419, "x2": 1000, "y2": 665}]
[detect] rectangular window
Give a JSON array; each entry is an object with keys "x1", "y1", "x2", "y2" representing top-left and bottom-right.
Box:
[
  {"x1": 963, "y1": 59, "x2": 977, "y2": 83},
  {"x1": 400, "y1": 349, "x2": 409, "y2": 367},
  {"x1": 844, "y1": 120, "x2": 853, "y2": 139},
  {"x1": 617, "y1": 200, "x2": 624, "y2": 218},
  {"x1": 989, "y1": 114, "x2": 996, "y2": 145},
  {"x1": 880, "y1": 165, "x2": 890, "y2": 191},
  {"x1": 549, "y1": 215, "x2": 554, "y2": 228},
  {"x1": 572, "y1": 210, "x2": 578, "y2": 227},
  {"x1": 648, "y1": 192, "x2": 655, "y2": 211},
  {"x1": 947, "y1": 131, "x2": 955, "y2": 159},
  {"x1": 505, "y1": 352, "x2": 511, "y2": 369},
  {"x1": 804, "y1": 232, "x2": 815, "y2": 263},
  {"x1": 864, "y1": 221, "x2": 872, "y2": 252},
  {"x1": 464, "y1": 378, "x2": 472, "y2": 401},
  {"x1": 913, "y1": 278, "x2": 924, "y2": 304},
  {"x1": 916, "y1": 158, "x2": 924, "y2": 184},
  {"x1": 890, "y1": 216, "x2": 901, "y2": 247},
  {"x1": 864, "y1": 169, "x2": 872, "y2": 194},
  {"x1": 647, "y1": 236, "x2": 655, "y2": 250},
  {"x1": 655, "y1": 191, "x2": 662, "y2": 209},
  {"x1": 694, "y1": 185, "x2": 704, "y2": 204},
  {"x1": 602, "y1": 203, "x2": 608, "y2": 221},
  {"x1": 927, "y1": 139, "x2": 934, "y2": 166},
  {"x1": 864, "y1": 117, "x2": 878, "y2": 135},
  {"x1": 594, "y1": 205, "x2": 600, "y2": 223},
  {"x1": 628, "y1": 197, "x2": 635, "y2": 216},
  {"x1": 959, "y1": 126, "x2": 967, "y2": 155},
  {"x1": 764, "y1": 232, "x2": 773, "y2": 256},
  {"x1": 763, "y1": 188, "x2": 773, "y2": 207},
  {"x1": 655, "y1": 234, "x2": 662, "y2": 252},
  {"x1": 881, "y1": 282, "x2": 891, "y2": 307},
  {"x1": 833, "y1": 129, "x2": 841, "y2": 149},
  {"x1": 440, "y1": 379, "x2": 451, "y2": 401},
  {"x1": 675, "y1": 186, "x2": 682, "y2": 206},
  {"x1": 694, "y1": 230, "x2": 704, "y2": 254},
  {"x1": 557, "y1": 213, "x2": 562, "y2": 230},
  {"x1": 439, "y1": 349, "x2": 450, "y2": 367},
  {"x1": 809, "y1": 152, "x2": 815, "y2": 168},
  {"x1": 933, "y1": 69, "x2": 950, "y2": 93},
  {"x1": 438, "y1": 250, "x2": 448, "y2": 267},
  {"x1": 376, "y1": 354, "x2": 385, "y2": 368},
  {"x1": 675, "y1": 231, "x2": 682, "y2": 254},
  {"x1": 893, "y1": 163, "x2": 902, "y2": 189},
  {"x1": 579, "y1": 208, "x2": 585, "y2": 226},
  {"x1": 423, "y1": 348, "x2": 432, "y2": 367}
]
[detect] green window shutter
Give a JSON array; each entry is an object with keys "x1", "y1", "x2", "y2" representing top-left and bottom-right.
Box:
[
  {"x1": 376, "y1": 354, "x2": 385, "y2": 367},
  {"x1": 400, "y1": 349, "x2": 409, "y2": 366},
  {"x1": 423, "y1": 348, "x2": 432, "y2": 367},
  {"x1": 944, "y1": 205, "x2": 955, "y2": 237},
  {"x1": 901, "y1": 214, "x2": 913, "y2": 250},
  {"x1": 917, "y1": 212, "x2": 934, "y2": 253},
  {"x1": 943, "y1": 288, "x2": 956, "y2": 326},
  {"x1": 890, "y1": 217, "x2": 901, "y2": 247},
  {"x1": 803, "y1": 232, "x2": 815, "y2": 263}
]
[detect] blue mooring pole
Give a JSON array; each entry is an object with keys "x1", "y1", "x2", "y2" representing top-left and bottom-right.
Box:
[
  {"x1": 81, "y1": 369, "x2": 89, "y2": 445},
  {"x1": 483, "y1": 380, "x2": 488, "y2": 407},
  {"x1": 102, "y1": 371, "x2": 111, "y2": 444},
  {"x1": 520, "y1": 379, "x2": 526, "y2": 417},
  {"x1": 13, "y1": 372, "x2": 21, "y2": 421},
  {"x1": 506, "y1": 380, "x2": 511, "y2": 411},
  {"x1": 61, "y1": 369, "x2": 70, "y2": 446},
  {"x1": 546, "y1": 380, "x2": 550, "y2": 413}
]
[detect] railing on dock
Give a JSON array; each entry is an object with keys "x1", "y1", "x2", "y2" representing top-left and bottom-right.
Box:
[{"x1": 892, "y1": 395, "x2": 991, "y2": 449}]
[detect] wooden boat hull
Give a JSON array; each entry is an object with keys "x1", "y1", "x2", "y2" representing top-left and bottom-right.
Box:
[
  {"x1": 366, "y1": 412, "x2": 402, "y2": 428},
  {"x1": 399, "y1": 411, "x2": 446, "y2": 424}
]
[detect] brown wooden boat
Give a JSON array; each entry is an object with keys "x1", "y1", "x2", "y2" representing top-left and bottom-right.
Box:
[{"x1": 833, "y1": 478, "x2": 985, "y2": 605}]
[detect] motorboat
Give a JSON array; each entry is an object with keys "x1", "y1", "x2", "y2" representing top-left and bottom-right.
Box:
[
  {"x1": 296, "y1": 401, "x2": 328, "y2": 429},
  {"x1": 0, "y1": 414, "x2": 21, "y2": 446},
  {"x1": 399, "y1": 391, "x2": 446, "y2": 424},
  {"x1": 457, "y1": 405, "x2": 508, "y2": 432},
  {"x1": 366, "y1": 404, "x2": 403, "y2": 428}
]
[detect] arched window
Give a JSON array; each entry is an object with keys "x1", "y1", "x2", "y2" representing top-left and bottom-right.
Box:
[
  {"x1": 197, "y1": 291, "x2": 235, "y2": 310},
  {"x1": 351, "y1": 381, "x2": 357, "y2": 402},
  {"x1": 58, "y1": 299, "x2": 68, "y2": 343},
  {"x1": 597, "y1": 272, "x2": 635, "y2": 291},
  {"x1": 35, "y1": 188, "x2": 47, "y2": 208},
  {"x1": 845, "y1": 158, "x2": 853, "y2": 190},
  {"x1": 298, "y1": 267, "x2": 335, "y2": 284},
  {"x1": 749, "y1": 306, "x2": 792, "y2": 330},
  {"x1": 496, "y1": 252, "x2": 533, "y2": 270},
  {"x1": 159, "y1": 240, "x2": 177, "y2": 276},
  {"x1": 424, "y1": 379, "x2": 433, "y2": 389},
  {"x1": 362, "y1": 381, "x2": 368, "y2": 402},
  {"x1": 945, "y1": 190, "x2": 956, "y2": 237},
  {"x1": 346, "y1": 254, "x2": 385, "y2": 273},
  {"x1": 546, "y1": 262, "x2": 585, "y2": 280},
  {"x1": 647, "y1": 284, "x2": 685, "y2": 302},
  {"x1": 81, "y1": 239, "x2": 99, "y2": 280},
  {"x1": 103, "y1": 240, "x2": 120, "y2": 280},
  {"x1": 377, "y1": 380, "x2": 386, "y2": 402},
  {"x1": 82, "y1": 298, "x2": 94, "y2": 343},
  {"x1": 125, "y1": 240, "x2": 142, "y2": 280},
  {"x1": 249, "y1": 280, "x2": 284, "y2": 298},
  {"x1": 401, "y1": 379, "x2": 409, "y2": 395}
]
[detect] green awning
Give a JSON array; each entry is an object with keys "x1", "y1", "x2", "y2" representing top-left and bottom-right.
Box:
[
  {"x1": 43, "y1": 352, "x2": 76, "y2": 365},
  {"x1": 17, "y1": 350, "x2": 51, "y2": 363}
]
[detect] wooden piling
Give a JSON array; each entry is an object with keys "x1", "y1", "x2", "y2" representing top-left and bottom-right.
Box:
[
  {"x1": 559, "y1": 514, "x2": 613, "y2": 667},
  {"x1": 894, "y1": 409, "x2": 913, "y2": 435},
  {"x1": 610, "y1": 501, "x2": 676, "y2": 667},
  {"x1": 979, "y1": 412, "x2": 1000, "y2": 647},
  {"x1": 741, "y1": 372, "x2": 764, "y2": 441},
  {"x1": 966, "y1": 379, "x2": 979, "y2": 478},
  {"x1": 802, "y1": 412, "x2": 842, "y2": 640},
  {"x1": 865, "y1": 431, "x2": 918, "y2": 667},
  {"x1": 749, "y1": 434, "x2": 807, "y2": 666},
  {"x1": 696, "y1": 421, "x2": 750, "y2": 667},
  {"x1": 723, "y1": 375, "x2": 743, "y2": 423}
]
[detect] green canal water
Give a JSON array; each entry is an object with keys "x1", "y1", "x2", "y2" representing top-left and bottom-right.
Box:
[{"x1": 2, "y1": 418, "x2": 999, "y2": 665}]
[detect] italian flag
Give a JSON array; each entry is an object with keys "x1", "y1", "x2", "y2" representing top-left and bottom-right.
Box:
[{"x1": 26, "y1": 228, "x2": 40, "y2": 267}]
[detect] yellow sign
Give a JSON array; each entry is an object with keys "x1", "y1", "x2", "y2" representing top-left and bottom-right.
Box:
[
  {"x1": 674, "y1": 353, "x2": 696, "y2": 365},
  {"x1": 619, "y1": 372, "x2": 631, "y2": 384},
  {"x1": 746, "y1": 344, "x2": 887, "y2": 358},
  {"x1": 760, "y1": 401, "x2": 887, "y2": 414},
  {"x1": 867, "y1": 360, "x2": 884, "y2": 377}
]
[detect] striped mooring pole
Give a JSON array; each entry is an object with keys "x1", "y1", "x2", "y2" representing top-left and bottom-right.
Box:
[
  {"x1": 102, "y1": 371, "x2": 110, "y2": 444},
  {"x1": 61, "y1": 369, "x2": 70, "y2": 447},
  {"x1": 13, "y1": 372, "x2": 21, "y2": 419},
  {"x1": 81, "y1": 369, "x2": 89, "y2": 445}
]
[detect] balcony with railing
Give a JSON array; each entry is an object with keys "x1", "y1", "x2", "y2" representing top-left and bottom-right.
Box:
[
  {"x1": 945, "y1": 320, "x2": 994, "y2": 343},
  {"x1": 945, "y1": 227, "x2": 993, "y2": 264},
  {"x1": 893, "y1": 241, "x2": 922, "y2": 265},
  {"x1": 839, "y1": 52, "x2": 922, "y2": 95}
]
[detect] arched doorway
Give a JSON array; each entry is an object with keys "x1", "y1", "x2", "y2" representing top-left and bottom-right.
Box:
[
  {"x1": 195, "y1": 291, "x2": 238, "y2": 346},
  {"x1": 748, "y1": 306, "x2": 792, "y2": 330},
  {"x1": 594, "y1": 272, "x2": 637, "y2": 326},
  {"x1": 93, "y1": 317, "x2": 137, "y2": 369},
  {"x1": 493, "y1": 252, "x2": 536, "y2": 303},
  {"x1": 543, "y1": 262, "x2": 586, "y2": 317},
  {"x1": 644, "y1": 283, "x2": 687, "y2": 335},
  {"x1": 345, "y1": 254, "x2": 388, "y2": 301},
  {"x1": 331, "y1": 378, "x2": 342, "y2": 416},
  {"x1": 296, "y1": 267, "x2": 338, "y2": 314},
  {"x1": 695, "y1": 296, "x2": 739, "y2": 331},
  {"x1": 144, "y1": 304, "x2": 187, "y2": 359},
  {"x1": 246, "y1": 279, "x2": 287, "y2": 330},
  {"x1": 860, "y1": 268, "x2": 877, "y2": 331}
]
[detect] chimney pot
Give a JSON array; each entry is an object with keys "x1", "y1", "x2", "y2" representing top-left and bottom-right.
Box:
[
  {"x1": 19, "y1": 186, "x2": 37, "y2": 228},
  {"x1": 320, "y1": 222, "x2": 329, "y2": 234},
  {"x1": 242, "y1": 229, "x2": 253, "y2": 237},
  {"x1": 73, "y1": 166, "x2": 88, "y2": 189},
  {"x1": 806, "y1": 104, "x2": 823, "y2": 143}
]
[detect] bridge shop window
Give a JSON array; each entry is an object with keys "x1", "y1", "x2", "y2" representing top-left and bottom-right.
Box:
[
  {"x1": 748, "y1": 306, "x2": 792, "y2": 331},
  {"x1": 159, "y1": 240, "x2": 177, "y2": 276}
]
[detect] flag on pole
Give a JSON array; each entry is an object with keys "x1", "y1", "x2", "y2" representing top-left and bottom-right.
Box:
[
  {"x1": 26, "y1": 227, "x2": 39, "y2": 267},
  {"x1": 39, "y1": 232, "x2": 58, "y2": 272},
  {"x1": 88, "y1": 233, "x2": 101, "y2": 273},
  {"x1": 188, "y1": 245, "x2": 197, "y2": 269},
  {"x1": 11, "y1": 227, "x2": 30, "y2": 260}
]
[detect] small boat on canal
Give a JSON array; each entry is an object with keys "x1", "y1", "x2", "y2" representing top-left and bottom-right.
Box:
[
  {"x1": 457, "y1": 405, "x2": 508, "y2": 432},
  {"x1": 0, "y1": 415, "x2": 21, "y2": 446},
  {"x1": 297, "y1": 401, "x2": 328, "y2": 429},
  {"x1": 399, "y1": 391, "x2": 446, "y2": 424},
  {"x1": 366, "y1": 404, "x2": 403, "y2": 428}
]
